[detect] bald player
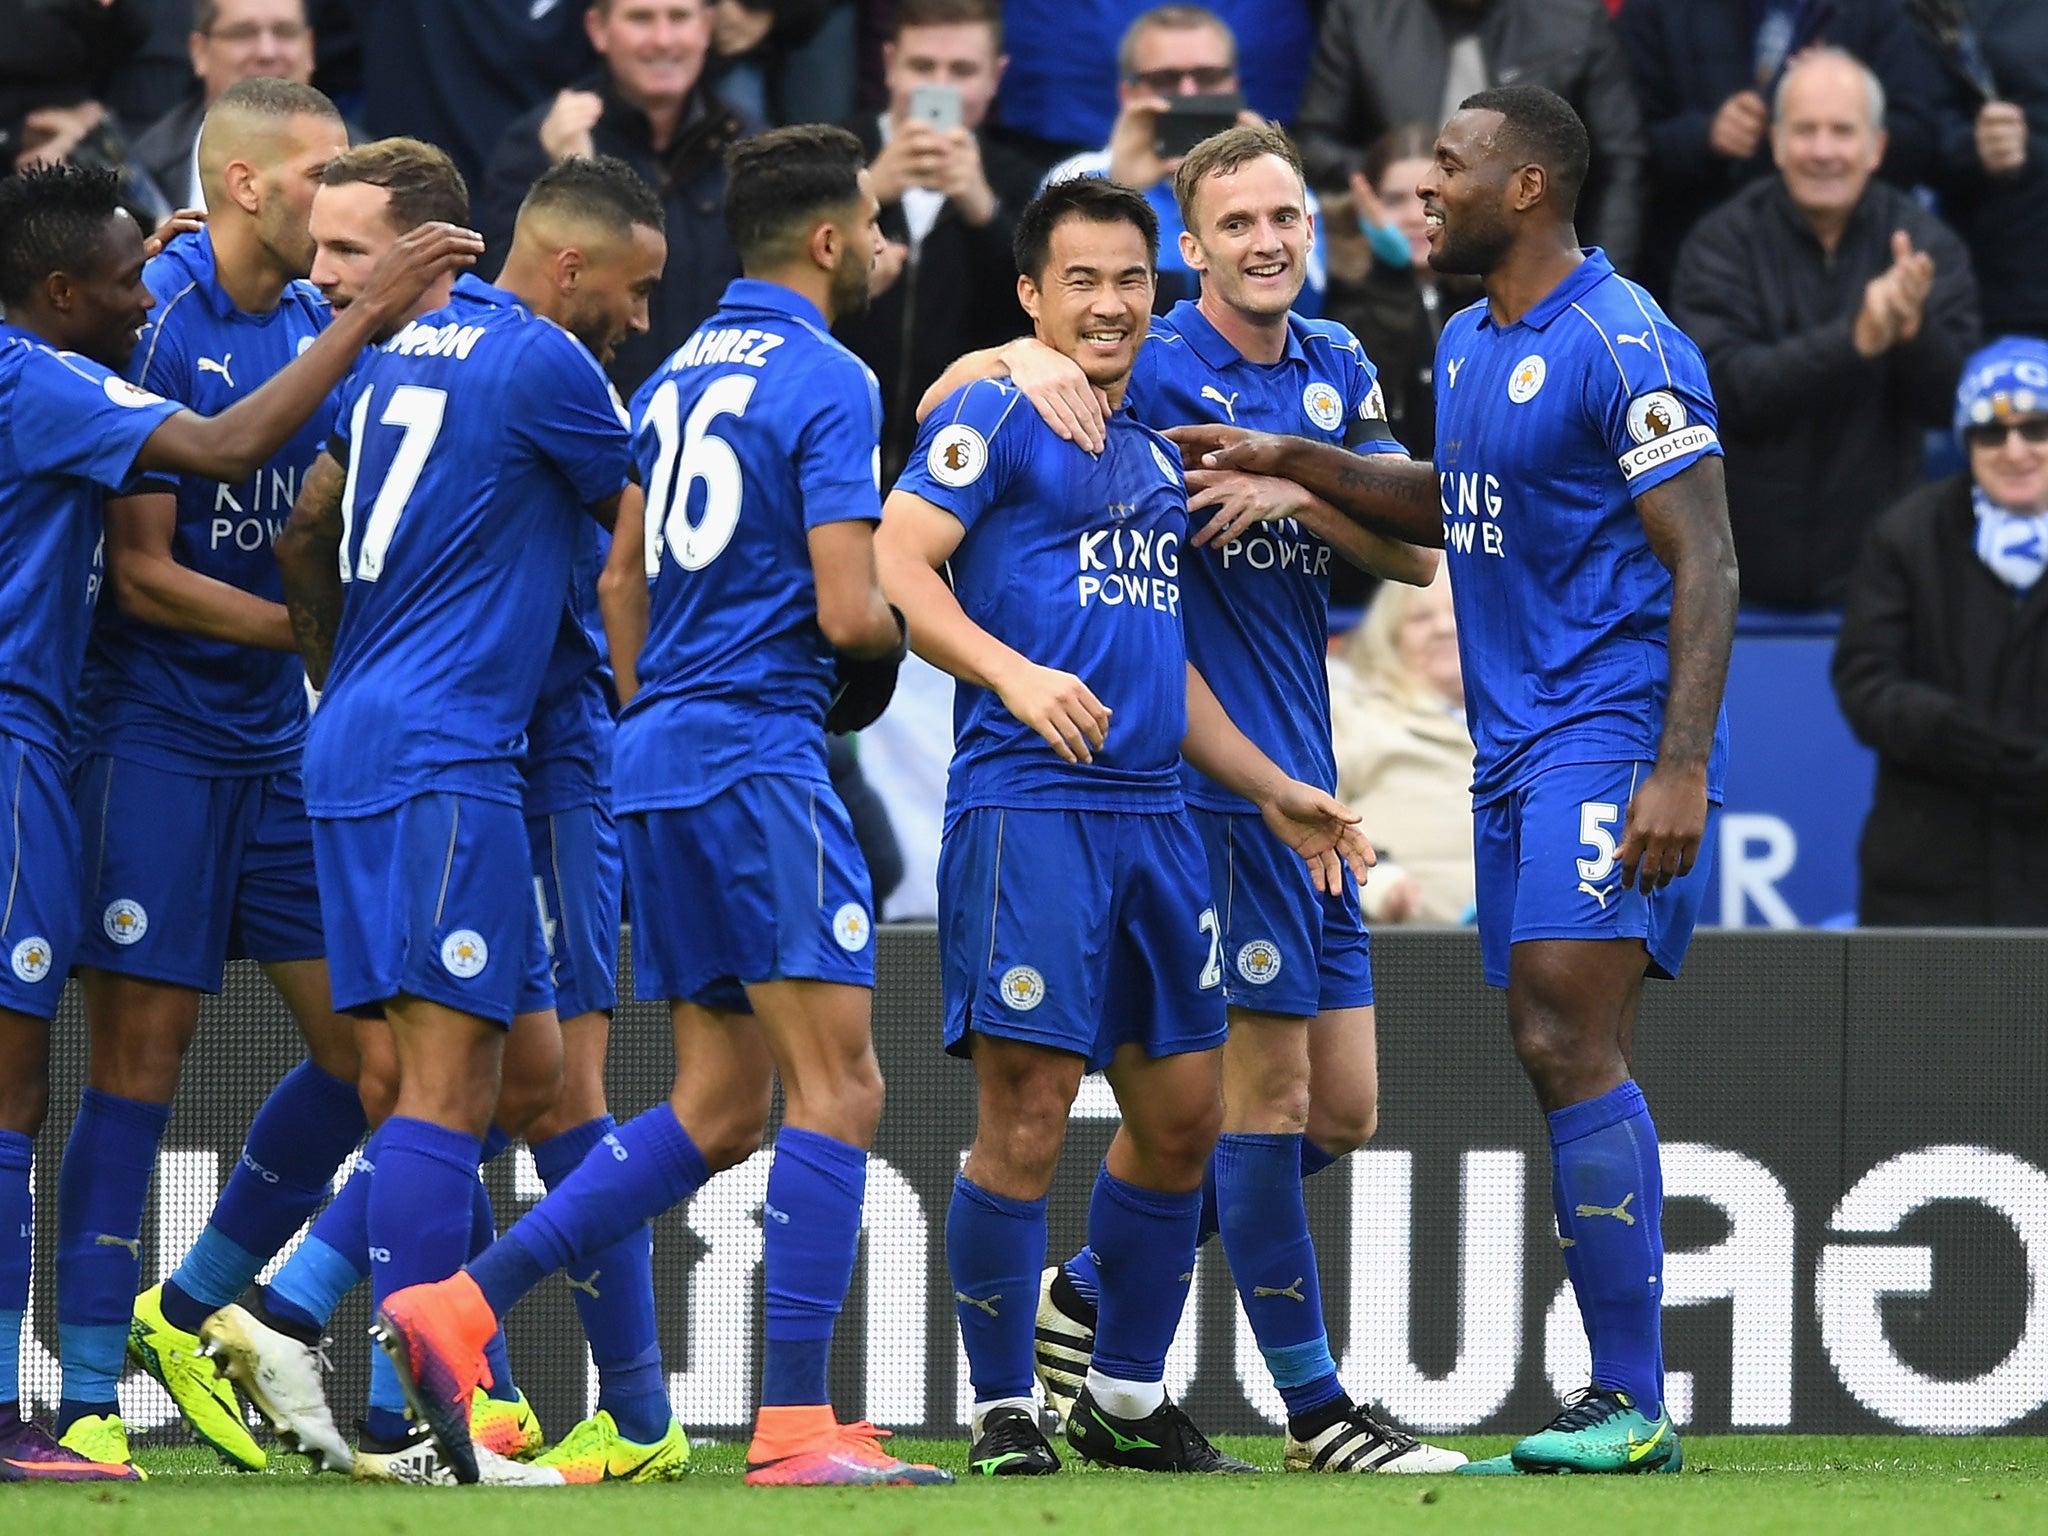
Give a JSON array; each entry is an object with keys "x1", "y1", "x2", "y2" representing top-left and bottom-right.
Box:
[{"x1": 52, "y1": 77, "x2": 367, "y2": 1474}]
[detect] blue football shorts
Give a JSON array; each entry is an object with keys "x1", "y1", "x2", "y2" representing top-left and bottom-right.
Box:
[
  {"x1": 311, "y1": 791, "x2": 549, "y2": 1025},
  {"x1": 72, "y1": 756, "x2": 325, "y2": 990},
  {"x1": 938, "y1": 805, "x2": 1229, "y2": 1073},
  {"x1": 526, "y1": 800, "x2": 622, "y2": 1020},
  {"x1": 1193, "y1": 806, "x2": 1374, "y2": 1018},
  {"x1": 1472, "y1": 759, "x2": 1721, "y2": 989},
  {"x1": 622, "y1": 774, "x2": 875, "y2": 1012},
  {"x1": 0, "y1": 734, "x2": 83, "y2": 1021}
]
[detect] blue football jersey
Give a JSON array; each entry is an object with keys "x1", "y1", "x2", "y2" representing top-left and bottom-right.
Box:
[
  {"x1": 897, "y1": 379, "x2": 1191, "y2": 818},
  {"x1": 1433, "y1": 248, "x2": 1731, "y2": 802},
  {"x1": 523, "y1": 517, "x2": 615, "y2": 815},
  {"x1": 0, "y1": 327, "x2": 182, "y2": 756},
  {"x1": 614, "y1": 279, "x2": 884, "y2": 813},
  {"x1": 76, "y1": 231, "x2": 331, "y2": 775},
  {"x1": 304, "y1": 276, "x2": 631, "y2": 818},
  {"x1": 1129, "y1": 300, "x2": 1401, "y2": 810}
]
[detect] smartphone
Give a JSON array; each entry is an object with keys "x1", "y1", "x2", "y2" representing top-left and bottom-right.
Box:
[
  {"x1": 908, "y1": 84, "x2": 964, "y2": 133},
  {"x1": 1153, "y1": 93, "x2": 1244, "y2": 160}
]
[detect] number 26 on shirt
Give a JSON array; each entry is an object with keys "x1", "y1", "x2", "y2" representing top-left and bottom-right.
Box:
[{"x1": 639, "y1": 374, "x2": 757, "y2": 575}]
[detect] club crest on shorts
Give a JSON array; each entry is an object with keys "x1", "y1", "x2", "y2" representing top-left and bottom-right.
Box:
[
  {"x1": 103, "y1": 899, "x2": 148, "y2": 946},
  {"x1": 1236, "y1": 940, "x2": 1283, "y2": 985},
  {"x1": 832, "y1": 902, "x2": 871, "y2": 953},
  {"x1": 1302, "y1": 380, "x2": 1343, "y2": 431},
  {"x1": 999, "y1": 964, "x2": 1046, "y2": 1012},
  {"x1": 927, "y1": 423, "x2": 988, "y2": 486},
  {"x1": 1507, "y1": 354, "x2": 1546, "y2": 403},
  {"x1": 10, "y1": 937, "x2": 52, "y2": 984},
  {"x1": 441, "y1": 929, "x2": 489, "y2": 979}
]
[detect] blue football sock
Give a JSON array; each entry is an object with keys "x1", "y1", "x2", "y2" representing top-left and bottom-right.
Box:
[
  {"x1": 57, "y1": 1089, "x2": 171, "y2": 1426},
  {"x1": 1061, "y1": 1246, "x2": 1102, "y2": 1314},
  {"x1": 480, "y1": 1122, "x2": 512, "y2": 1164},
  {"x1": 1301, "y1": 1138, "x2": 1340, "y2": 1180},
  {"x1": 472, "y1": 1105, "x2": 707, "y2": 1319},
  {"x1": 759, "y1": 1128, "x2": 866, "y2": 1408},
  {"x1": 1087, "y1": 1167, "x2": 1200, "y2": 1384},
  {"x1": 1098, "y1": 1134, "x2": 1345, "y2": 1271},
  {"x1": 1214, "y1": 1133, "x2": 1344, "y2": 1418},
  {"x1": 947, "y1": 1175, "x2": 1045, "y2": 1405},
  {"x1": 366, "y1": 1117, "x2": 481, "y2": 1437},
  {"x1": 160, "y1": 1062, "x2": 366, "y2": 1334},
  {"x1": 0, "y1": 1131, "x2": 31, "y2": 1403},
  {"x1": 531, "y1": 1116, "x2": 668, "y2": 1441},
  {"x1": 266, "y1": 1127, "x2": 382, "y2": 1332},
  {"x1": 1548, "y1": 1080, "x2": 1665, "y2": 1411},
  {"x1": 470, "y1": 1168, "x2": 518, "y2": 1402}
]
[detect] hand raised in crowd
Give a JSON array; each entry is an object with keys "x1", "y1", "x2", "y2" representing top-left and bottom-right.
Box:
[
  {"x1": 144, "y1": 207, "x2": 207, "y2": 261},
  {"x1": 539, "y1": 89, "x2": 606, "y2": 164},
  {"x1": 1976, "y1": 100, "x2": 2029, "y2": 176},
  {"x1": 1106, "y1": 93, "x2": 1177, "y2": 189},
  {"x1": 14, "y1": 101, "x2": 107, "y2": 171},
  {"x1": 1708, "y1": 88, "x2": 1769, "y2": 161},
  {"x1": 869, "y1": 121, "x2": 995, "y2": 225},
  {"x1": 870, "y1": 237, "x2": 910, "y2": 298},
  {"x1": 1853, "y1": 230, "x2": 1936, "y2": 358},
  {"x1": 713, "y1": 0, "x2": 775, "y2": 57}
]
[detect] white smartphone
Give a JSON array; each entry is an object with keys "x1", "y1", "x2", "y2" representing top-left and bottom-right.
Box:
[{"x1": 908, "y1": 84, "x2": 963, "y2": 133}]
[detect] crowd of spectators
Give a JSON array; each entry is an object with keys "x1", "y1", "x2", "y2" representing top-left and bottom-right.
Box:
[{"x1": 5, "y1": 0, "x2": 2044, "y2": 926}]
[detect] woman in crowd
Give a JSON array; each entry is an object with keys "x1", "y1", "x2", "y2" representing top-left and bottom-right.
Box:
[
  {"x1": 1328, "y1": 566, "x2": 1475, "y2": 925},
  {"x1": 1833, "y1": 335, "x2": 2048, "y2": 926}
]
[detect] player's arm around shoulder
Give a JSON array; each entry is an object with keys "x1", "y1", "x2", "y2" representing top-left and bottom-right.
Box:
[
  {"x1": 915, "y1": 336, "x2": 1110, "y2": 455},
  {"x1": 1181, "y1": 661, "x2": 1374, "y2": 894}
]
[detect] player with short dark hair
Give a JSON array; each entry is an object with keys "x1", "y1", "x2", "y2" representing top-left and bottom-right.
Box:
[
  {"x1": 876, "y1": 173, "x2": 1371, "y2": 1477},
  {"x1": 54, "y1": 77, "x2": 364, "y2": 1477},
  {"x1": 919, "y1": 119, "x2": 1462, "y2": 1474},
  {"x1": 0, "y1": 159, "x2": 475, "y2": 1482},
  {"x1": 366, "y1": 125, "x2": 948, "y2": 1490},
  {"x1": 256, "y1": 151, "x2": 663, "y2": 1488},
  {"x1": 1171, "y1": 84, "x2": 1738, "y2": 1476}
]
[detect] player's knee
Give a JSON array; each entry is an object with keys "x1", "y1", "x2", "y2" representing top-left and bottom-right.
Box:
[
  {"x1": 0, "y1": 1067, "x2": 49, "y2": 1136},
  {"x1": 675, "y1": 1084, "x2": 772, "y2": 1174},
  {"x1": 1307, "y1": 1088, "x2": 1377, "y2": 1156}
]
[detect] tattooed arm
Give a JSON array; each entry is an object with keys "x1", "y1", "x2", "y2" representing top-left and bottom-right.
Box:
[
  {"x1": 1164, "y1": 424, "x2": 1445, "y2": 548},
  {"x1": 274, "y1": 452, "x2": 348, "y2": 690},
  {"x1": 1618, "y1": 455, "x2": 1739, "y2": 892}
]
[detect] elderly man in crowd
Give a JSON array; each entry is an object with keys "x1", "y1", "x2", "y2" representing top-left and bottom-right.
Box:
[{"x1": 1673, "y1": 47, "x2": 1979, "y2": 613}]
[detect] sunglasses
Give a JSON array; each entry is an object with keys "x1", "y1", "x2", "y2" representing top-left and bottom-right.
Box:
[
  {"x1": 1127, "y1": 65, "x2": 1236, "y2": 94},
  {"x1": 1964, "y1": 418, "x2": 2048, "y2": 449}
]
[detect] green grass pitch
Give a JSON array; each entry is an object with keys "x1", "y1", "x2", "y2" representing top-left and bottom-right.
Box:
[{"x1": 7, "y1": 1437, "x2": 2047, "y2": 1535}]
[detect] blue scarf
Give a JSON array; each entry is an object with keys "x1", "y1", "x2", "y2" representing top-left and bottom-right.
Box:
[{"x1": 1972, "y1": 487, "x2": 2048, "y2": 592}]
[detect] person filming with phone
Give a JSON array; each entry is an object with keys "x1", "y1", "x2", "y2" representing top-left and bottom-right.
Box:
[
  {"x1": 841, "y1": 0, "x2": 1042, "y2": 483},
  {"x1": 1042, "y1": 4, "x2": 1327, "y2": 314}
]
